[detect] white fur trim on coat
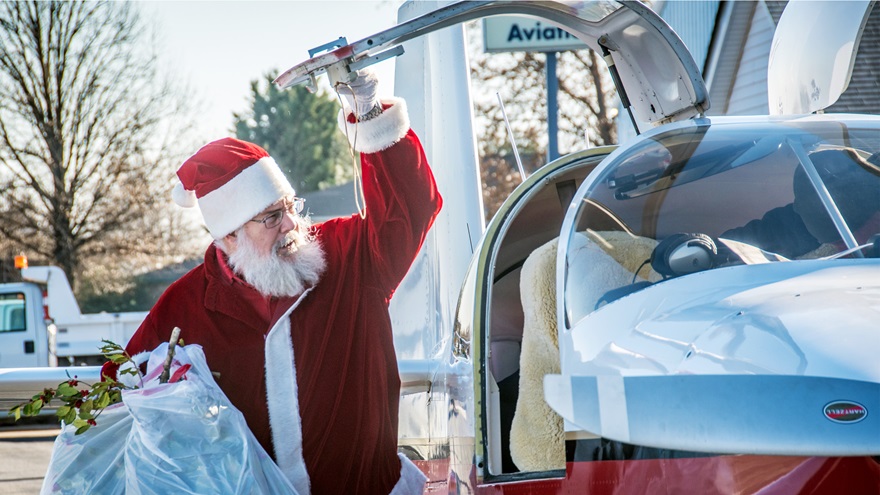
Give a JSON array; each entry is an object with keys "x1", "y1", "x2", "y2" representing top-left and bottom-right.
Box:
[
  {"x1": 337, "y1": 97, "x2": 410, "y2": 154},
  {"x1": 197, "y1": 156, "x2": 295, "y2": 239},
  {"x1": 117, "y1": 351, "x2": 150, "y2": 388},
  {"x1": 265, "y1": 288, "x2": 313, "y2": 495},
  {"x1": 389, "y1": 453, "x2": 428, "y2": 495}
]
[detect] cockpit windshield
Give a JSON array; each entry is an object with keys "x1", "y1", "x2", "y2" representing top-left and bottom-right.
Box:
[{"x1": 562, "y1": 117, "x2": 880, "y2": 328}]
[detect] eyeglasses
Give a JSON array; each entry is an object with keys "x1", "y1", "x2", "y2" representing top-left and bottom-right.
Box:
[{"x1": 250, "y1": 198, "x2": 305, "y2": 229}]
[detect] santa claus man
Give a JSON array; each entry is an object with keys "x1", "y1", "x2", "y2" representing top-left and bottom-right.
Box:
[{"x1": 112, "y1": 70, "x2": 442, "y2": 494}]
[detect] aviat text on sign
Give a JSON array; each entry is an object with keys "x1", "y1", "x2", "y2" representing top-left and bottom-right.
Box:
[{"x1": 483, "y1": 16, "x2": 586, "y2": 53}]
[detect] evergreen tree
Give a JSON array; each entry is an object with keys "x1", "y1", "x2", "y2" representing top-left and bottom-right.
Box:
[{"x1": 234, "y1": 74, "x2": 351, "y2": 193}]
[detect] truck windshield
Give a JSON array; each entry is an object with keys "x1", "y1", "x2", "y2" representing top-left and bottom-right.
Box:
[{"x1": 562, "y1": 118, "x2": 880, "y2": 328}]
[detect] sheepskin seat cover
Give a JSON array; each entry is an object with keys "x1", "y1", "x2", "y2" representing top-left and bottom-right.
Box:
[
  {"x1": 567, "y1": 231, "x2": 661, "y2": 317},
  {"x1": 510, "y1": 231, "x2": 659, "y2": 472},
  {"x1": 510, "y1": 238, "x2": 564, "y2": 471}
]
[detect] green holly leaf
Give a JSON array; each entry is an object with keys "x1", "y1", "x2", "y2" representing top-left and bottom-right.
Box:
[
  {"x1": 106, "y1": 353, "x2": 129, "y2": 364},
  {"x1": 100, "y1": 340, "x2": 123, "y2": 352},
  {"x1": 56, "y1": 405, "x2": 71, "y2": 419},
  {"x1": 8, "y1": 340, "x2": 137, "y2": 434},
  {"x1": 56, "y1": 383, "x2": 78, "y2": 398},
  {"x1": 71, "y1": 417, "x2": 90, "y2": 435},
  {"x1": 23, "y1": 400, "x2": 42, "y2": 416}
]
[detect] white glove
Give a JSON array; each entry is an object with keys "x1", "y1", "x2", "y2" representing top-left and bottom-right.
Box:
[{"x1": 336, "y1": 69, "x2": 380, "y2": 120}]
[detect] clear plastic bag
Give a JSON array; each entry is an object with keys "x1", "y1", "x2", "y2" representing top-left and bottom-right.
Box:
[
  {"x1": 41, "y1": 343, "x2": 298, "y2": 495},
  {"x1": 40, "y1": 402, "x2": 131, "y2": 493}
]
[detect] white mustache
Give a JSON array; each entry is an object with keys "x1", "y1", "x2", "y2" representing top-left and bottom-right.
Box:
[
  {"x1": 228, "y1": 221, "x2": 326, "y2": 298},
  {"x1": 275, "y1": 224, "x2": 312, "y2": 253}
]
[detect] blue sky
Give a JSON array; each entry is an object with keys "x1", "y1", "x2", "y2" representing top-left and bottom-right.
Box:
[{"x1": 142, "y1": 1, "x2": 401, "y2": 141}]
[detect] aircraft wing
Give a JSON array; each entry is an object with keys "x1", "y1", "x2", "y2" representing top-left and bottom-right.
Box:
[
  {"x1": 547, "y1": 260, "x2": 880, "y2": 457},
  {"x1": 545, "y1": 372, "x2": 879, "y2": 456}
]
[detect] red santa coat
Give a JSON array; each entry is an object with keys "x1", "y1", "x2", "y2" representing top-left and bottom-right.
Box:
[{"x1": 124, "y1": 98, "x2": 442, "y2": 495}]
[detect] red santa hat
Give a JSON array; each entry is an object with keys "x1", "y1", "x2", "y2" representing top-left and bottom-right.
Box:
[{"x1": 172, "y1": 138, "x2": 295, "y2": 239}]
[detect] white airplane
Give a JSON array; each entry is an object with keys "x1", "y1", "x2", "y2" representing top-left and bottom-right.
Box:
[
  {"x1": 3, "y1": 1, "x2": 876, "y2": 492},
  {"x1": 276, "y1": 0, "x2": 880, "y2": 491}
]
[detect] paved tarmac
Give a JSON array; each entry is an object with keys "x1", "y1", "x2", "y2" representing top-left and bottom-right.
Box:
[{"x1": 0, "y1": 424, "x2": 57, "y2": 495}]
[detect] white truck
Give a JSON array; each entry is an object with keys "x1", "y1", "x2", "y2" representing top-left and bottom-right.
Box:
[{"x1": 0, "y1": 256, "x2": 147, "y2": 368}]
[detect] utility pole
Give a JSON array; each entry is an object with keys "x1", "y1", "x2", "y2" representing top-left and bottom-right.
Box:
[{"x1": 546, "y1": 51, "x2": 560, "y2": 162}]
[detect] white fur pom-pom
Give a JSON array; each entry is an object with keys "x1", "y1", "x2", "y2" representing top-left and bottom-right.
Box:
[{"x1": 172, "y1": 182, "x2": 198, "y2": 208}]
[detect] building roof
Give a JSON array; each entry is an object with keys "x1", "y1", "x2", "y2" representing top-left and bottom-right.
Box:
[
  {"x1": 299, "y1": 181, "x2": 361, "y2": 223},
  {"x1": 826, "y1": 3, "x2": 880, "y2": 114},
  {"x1": 657, "y1": 0, "x2": 721, "y2": 71}
]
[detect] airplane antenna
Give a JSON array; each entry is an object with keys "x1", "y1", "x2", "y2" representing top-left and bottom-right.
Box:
[{"x1": 496, "y1": 92, "x2": 527, "y2": 181}]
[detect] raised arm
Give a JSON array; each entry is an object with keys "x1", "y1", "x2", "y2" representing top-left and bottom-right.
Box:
[{"x1": 335, "y1": 71, "x2": 442, "y2": 292}]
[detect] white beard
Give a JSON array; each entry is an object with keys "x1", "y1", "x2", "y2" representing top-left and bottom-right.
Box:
[{"x1": 225, "y1": 219, "x2": 327, "y2": 298}]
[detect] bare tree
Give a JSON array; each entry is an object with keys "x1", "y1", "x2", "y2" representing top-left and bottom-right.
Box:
[
  {"x1": 466, "y1": 22, "x2": 618, "y2": 219},
  {"x1": 557, "y1": 49, "x2": 617, "y2": 147},
  {"x1": 0, "y1": 1, "x2": 200, "y2": 291}
]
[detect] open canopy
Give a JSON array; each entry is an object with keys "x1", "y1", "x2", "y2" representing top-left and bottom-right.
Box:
[
  {"x1": 768, "y1": 0, "x2": 875, "y2": 115},
  {"x1": 275, "y1": 0, "x2": 709, "y2": 128}
]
